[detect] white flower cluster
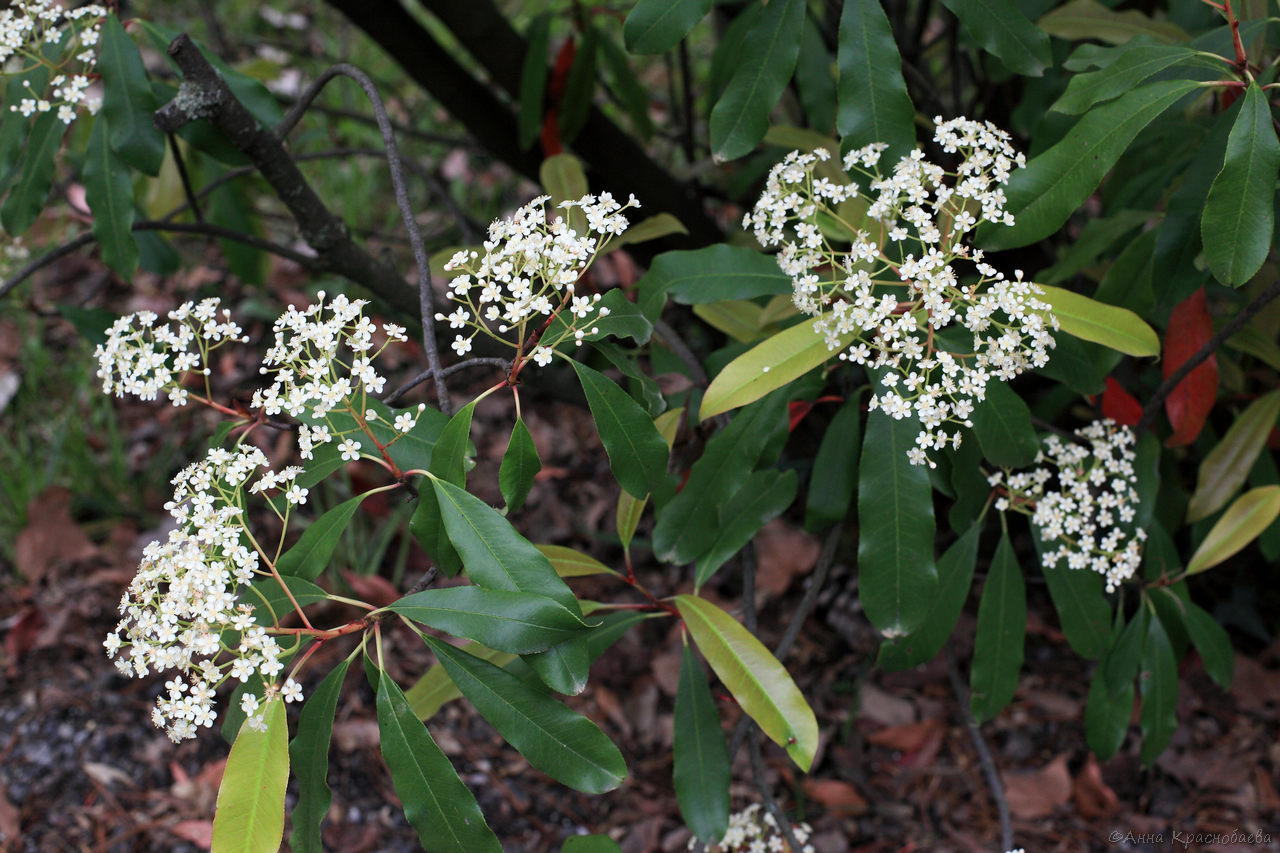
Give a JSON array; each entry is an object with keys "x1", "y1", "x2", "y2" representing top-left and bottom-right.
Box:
[
  {"x1": 1, "y1": 234, "x2": 29, "y2": 275},
  {"x1": 439, "y1": 192, "x2": 638, "y2": 367},
  {"x1": 992, "y1": 419, "x2": 1146, "y2": 591},
  {"x1": 687, "y1": 804, "x2": 815, "y2": 853},
  {"x1": 1, "y1": 0, "x2": 106, "y2": 125},
  {"x1": 104, "y1": 445, "x2": 309, "y2": 742},
  {"x1": 94, "y1": 298, "x2": 249, "y2": 406},
  {"x1": 746, "y1": 118, "x2": 1056, "y2": 466}
]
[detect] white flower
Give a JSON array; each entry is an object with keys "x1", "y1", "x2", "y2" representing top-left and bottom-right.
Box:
[
  {"x1": 338, "y1": 438, "x2": 362, "y2": 461},
  {"x1": 688, "y1": 804, "x2": 815, "y2": 853},
  {"x1": 282, "y1": 678, "x2": 304, "y2": 703},
  {"x1": 394, "y1": 412, "x2": 415, "y2": 432},
  {"x1": 284, "y1": 484, "x2": 308, "y2": 506}
]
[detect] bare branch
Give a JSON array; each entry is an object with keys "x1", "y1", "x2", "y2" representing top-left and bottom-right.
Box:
[
  {"x1": 382, "y1": 357, "x2": 510, "y2": 406},
  {"x1": 946, "y1": 644, "x2": 1013, "y2": 852}
]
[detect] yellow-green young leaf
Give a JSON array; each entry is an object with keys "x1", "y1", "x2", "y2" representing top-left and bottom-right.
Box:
[
  {"x1": 1187, "y1": 486, "x2": 1280, "y2": 574},
  {"x1": 212, "y1": 698, "x2": 289, "y2": 853},
  {"x1": 1187, "y1": 391, "x2": 1280, "y2": 522},
  {"x1": 541, "y1": 153, "x2": 589, "y2": 233},
  {"x1": 1037, "y1": 285, "x2": 1159, "y2": 357},
  {"x1": 692, "y1": 301, "x2": 768, "y2": 343},
  {"x1": 535, "y1": 544, "x2": 617, "y2": 577},
  {"x1": 1038, "y1": 0, "x2": 1189, "y2": 44},
  {"x1": 407, "y1": 642, "x2": 515, "y2": 721},
  {"x1": 674, "y1": 595, "x2": 818, "y2": 770},
  {"x1": 611, "y1": 213, "x2": 689, "y2": 249},
  {"x1": 701, "y1": 318, "x2": 853, "y2": 420}
]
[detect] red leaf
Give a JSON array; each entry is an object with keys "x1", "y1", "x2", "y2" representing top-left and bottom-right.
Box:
[
  {"x1": 1101, "y1": 377, "x2": 1142, "y2": 427},
  {"x1": 1163, "y1": 287, "x2": 1218, "y2": 447}
]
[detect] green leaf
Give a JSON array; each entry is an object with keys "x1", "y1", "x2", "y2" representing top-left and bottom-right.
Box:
[
  {"x1": 836, "y1": 0, "x2": 916, "y2": 162},
  {"x1": 1227, "y1": 323, "x2": 1280, "y2": 372},
  {"x1": 289, "y1": 659, "x2": 350, "y2": 853},
  {"x1": 275, "y1": 493, "x2": 370, "y2": 580},
  {"x1": 422, "y1": 635, "x2": 626, "y2": 793},
  {"x1": 1102, "y1": 607, "x2": 1148, "y2": 696},
  {"x1": 1037, "y1": 284, "x2": 1160, "y2": 357},
  {"x1": 877, "y1": 525, "x2": 981, "y2": 670},
  {"x1": 637, "y1": 244, "x2": 792, "y2": 319},
  {"x1": 675, "y1": 595, "x2": 818, "y2": 770},
  {"x1": 1177, "y1": 598, "x2": 1234, "y2": 690},
  {"x1": 0, "y1": 70, "x2": 48, "y2": 178},
  {"x1": 569, "y1": 359, "x2": 670, "y2": 497},
  {"x1": 701, "y1": 318, "x2": 853, "y2": 420},
  {"x1": 562, "y1": 836, "x2": 624, "y2": 853},
  {"x1": 1041, "y1": 557, "x2": 1112, "y2": 660},
  {"x1": 795, "y1": 17, "x2": 837, "y2": 135},
  {"x1": 83, "y1": 118, "x2": 139, "y2": 277},
  {"x1": 1138, "y1": 611, "x2": 1178, "y2": 764},
  {"x1": 246, "y1": 575, "x2": 327, "y2": 629},
  {"x1": 407, "y1": 642, "x2": 517, "y2": 721},
  {"x1": 212, "y1": 698, "x2": 288, "y2": 853},
  {"x1": 1186, "y1": 485, "x2": 1280, "y2": 574},
  {"x1": 541, "y1": 153, "x2": 589, "y2": 233},
  {"x1": 598, "y1": 32, "x2": 654, "y2": 140},
  {"x1": 535, "y1": 544, "x2": 617, "y2": 578},
  {"x1": 1053, "y1": 45, "x2": 1204, "y2": 114},
  {"x1": 98, "y1": 14, "x2": 165, "y2": 176},
  {"x1": 518, "y1": 14, "x2": 551, "y2": 150},
  {"x1": 653, "y1": 393, "x2": 789, "y2": 563},
  {"x1": 558, "y1": 26, "x2": 599, "y2": 145},
  {"x1": 298, "y1": 401, "x2": 449, "y2": 486},
  {"x1": 969, "y1": 533, "x2": 1026, "y2": 722},
  {"x1": 546, "y1": 288, "x2": 654, "y2": 346},
  {"x1": 674, "y1": 645, "x2": 730, "y2": 842},
  {"x1": 970, "y1": 381, "x2": 1038, "y2": 468},
  {"x1": 431, "y1": 478, "x2": 580, "y2": 613},
  {"x1": 611, "y1": 213, "x2": 688, "y2": 249},
  {"x1": 980, "y1": 80, "x2": 1201, "y2": 250},
  {"x1": 616, "y1": 407, "x2": 682, "y2": 548},
  {"x1": 940, "y1": 0, "x2": 1051, "y2": 76},
  {"x1": 430, "y1": 401, "x2": 477, "y2": 488},
  {"x1": 1038, "y1": 0, "x2": 1189, "y2": 44},
  {"x1": 409, "y1": 483, "x2": 463, "y2": 577},
  {"x1": 521, "y1": 636, "x2": 593, "y2": 696},
  {"x1": 709, "y1": 0, "x2": 806, "y2": 162},
  {"x1": 693, "y1": 301, "x2": 769, "y2": 342},
  {"x1": 390, "y1": 586, "x2": 587, "y2": 654},
  {"x1": 695, "y1": 469, "x2": 798, "y2": 588},
  {"x1": 208, "y1": 182, "x2": 267, "y2": 285},
  {"x1": 1187, "y1": 391, "x2": 1280, "y2": 522},
  {"x1": 805, "y1": 395, "x2": 862, "y2": 530},
  {"x1": 375, "y1": 667, "x2": 501, "y2": 852},
  {"x1": 500, "y1": 418, "x2": 541, "y2": 513},
  {"x1": 1202, "y1": 83, "x2": 1280, "y2": 287},
  {"x1": 1085, "y1": 664, "x2": 1133, "y2": 760},
  {"x1": 595, "y1": 341, "x2": 664, "y2": 415},
  {"x1": 857, "y1": 412, "x2": 937, "y2": 637},
  {"x1": 624, "y1": 0, "x2": 711, "y2": 53},
  {"x1": 0, "y1": 113, "x2": 62, "y2": 236}
]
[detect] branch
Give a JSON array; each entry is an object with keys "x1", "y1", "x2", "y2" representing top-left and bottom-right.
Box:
[
  {"x1": 382, "y1": 357, "x2": 510, "y2": 406},
  {"x1": 945, "y1": 645, "x2": 1013, "y2": 853},
  {"x1": 279, "y1": 63, "x2": 450, "y2": 413},
  {"x1": 153, "y1": 34, "x2": 420, "y2": 317},
  {"x1": 1135, "y1": 278, "x2": 1280, "y2": 435}
]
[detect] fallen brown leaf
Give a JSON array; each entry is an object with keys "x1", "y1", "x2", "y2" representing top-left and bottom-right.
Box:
[
  {"x1": 1072, "y1": 753, "x2": 1118, "y2": 819},
  {"x1": 803, "y1": 778, "x2": 868, "y2": 815},
  {"x1": 1003, "y1": 753, "x2": 1072, "y2": 820},
  {"x1": 341, "y1": 569, "x2": 402, "y2": 608},
  {"x1": 0, "y1": 784, "x2": 19, "y2": 846},
  {"x1": 169, "y1": 819, "x2": 213, "y2": 849},
  {"x1": 867, "y1": 719, "x2": 940, "y2": 753},
  {"x1": 14, "y1": 486, "x2": 97, "y2": 583},
  {"x1": 754, "y1": 520, "x2": 821, "y2": 600}
]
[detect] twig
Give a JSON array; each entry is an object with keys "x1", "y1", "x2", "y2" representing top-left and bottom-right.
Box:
[
  {"x1": 748, "y1": 727, "x2": 806, "y2": 853},
  {"x1": 277, "y1": 62, "x2": 451, "y2": 414},
  {"x1": 653, "y1": 318, "x2": 708, "y2": 385},
  {"x1": 1135, "y1": 277, "x2": 1280, "y2": 435},
  {"x1": 945, "y1": 644, "x2": 1013, "y2": 852},
  {"x1": 167, "y1": 132, "x2": 204, "y2": 222},
  {"x1": 382, "y1": 357, "x2": 510, "y2": 406}
]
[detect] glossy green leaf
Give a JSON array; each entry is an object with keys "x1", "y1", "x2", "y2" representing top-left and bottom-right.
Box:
[
  {"x1": 569, "y1": 359, "x2": 670, "y2": 497},
  {"x1": 980, "y1": 80, "x2": 1201, "y2": 250},
  {"x1": 692, "y1": 301, "x2": 769, "y2": 343},
  {"x1": 877, "y1": 525, "x2": 981, "y2": 670},
  {"x1": 858, "y1": 412, "x2": 937, "y2": 637},
  {"x1": 1186, "y1": 485, "x2": 1280, "y2": 574},
  {"x1": 535, "y1": 544, "x2": 616, "y2": 578},
  {"x1": 674, "y1": 644, "x2": 730, "y2": 842},
  {"x1": 1053, "y1": 44, "x2": 1203, "y2": 114},
  {"x1": 559, "y1": 26, "x2": 599, "y2": 144},
  {"x1": 0, "y1": 113, "x2": 61, "y2": 236},
  {"x1": 940, "y1": 0, "x2": 1051, "y2": 76},
  {"x1": 0, "y1": 71, "x2": 47, "y2": 179},
  {"x1": 376, "y1": 667, "x2": 501, "y2": 852},
  {"x1": 1138, "y1": 611, "x2": 1178, "y2": 764},
  {"x1": 1102, "y1": 607, "x2": 1148, "y2": 696},
  {"x1": 701, "y1": 318, "x2": 853, "y2": 420},
  {"x1": 83, "y1": 118, "x2": 139, "y2": 277},
  {"x1": 208, "y1": 181, "x2": 267, "y2": 285},
  {"x1": 500, "y1": 418, "x2": 541, "y2": 513},
  {"x1": 1085, "y1": 664, "x2": 1133, "y2": 760},
  {"x1": 289, "y1": 659, "x2": 350, "y2": 853},
  {"x1": 708, "y1": 0, "x2": 805, "y2": 162},
  {"x1": 99, "y1": 14, "x2": 164, "y2": 176},
  {"x1": 594, "y1": 342, "x2": 664, "y2": 415},
  {"x1": 1187, "y1": 391, "x2": 1280, "y2": 522},
  {"x1": 520, "y1": 636, "x2": 592, "y2": 696},
  {"x1": 409, "y1": 483, "x2": 463, "y2": 577},
  {"x1": 836, "y1": 0, "x2": 916, "y2": 161},
  {"x1": 1041, "y1": 558, "x2": 1112, "y2": 660},
  {"x1": 298, "y1": 401, "x2": 448, "y2": 487},
  {"x1": 1177, "y1": 597, "x2": 1234, "y2": 690},
  {"x1": 275, "y1": 493, "x2": 370, "y2": 580},
  {"x1": 616, "y1": 407, "x2": 683, "y2": 548},
  {"x1": 795, "y1": 17, "x2": 836, "y2": 135},
  {"x1": 1227, "y1": 324, "x2": 1280, "y2": 372},
  {"x1": 390, "y1": 586, "x2": 587, "y2": 654},
  {"x1": 1038, "y1": 0, "x2": 1189, "y2": 44},
  {"x1": 675, "y1": 595, "x2": 818, "y2": 770},
  {"x1": 562, "y1": 836, "x2": 624, "y2": 853},
  {"x1": 408, "y1": 642, "x2": 517, "y2": 721},
  {"x1": 598, "y1": 32, "x2": 654, "y2": 139},
  {"x1": 610, "y1": 213, "x2": 688, "y2": 249},
  {"x1": 212, "y1": 698, "x2": 288, "y2": 853},
  {"x1": 431, "y1": 478, "x2": 580, "y2": 613},
  {"x1": 624, "y1": 0, "x2": 711, "y2": 53},
  {"x1": 805, "y1": 395, "x2": 862, "y2": 530},
  {"x1": 1202, "y1": 83, "x2": 1280, "y2": 287},
  {"x1": 518, "y1": 14, "x2": 551, "y2": 150},
  {"x1": 1038, "y1": 284, "x2": 1160, "y2": 357},
  {"x1": 423, "y1": 635, "x2": 625, "y2": 793},
  {"x1": 970, "y1": 381, "x2": 1039, "y2": 468},
  {"x1": 695, "y1": 469, "x2": 798, "y2": 588},
  {"x1": 546, "y1": 288, "x2": 654, "y2": 346},
  {"x1": 653, "y1": 393, "x2": 788, "y2": 563},
  {"x1": 430, "y1": 400, "x2": 477, "y2": 487},
  {"x1": 969, "y1": 533, "x2": 1026, "y2": 722},
  {"x1": 637, "y1": 244, "x2": 791, "y2": 318}
]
